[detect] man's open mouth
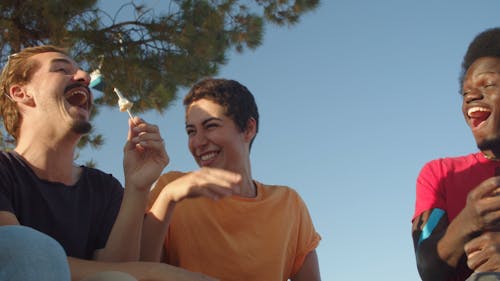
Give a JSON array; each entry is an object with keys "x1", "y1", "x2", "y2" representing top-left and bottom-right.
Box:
[
  {"x1": 64, "y1": 84, "x2": 91, "y2": 110},
  {"x1": 468, "y1": 106, "x2": 491, "y2": 128}
]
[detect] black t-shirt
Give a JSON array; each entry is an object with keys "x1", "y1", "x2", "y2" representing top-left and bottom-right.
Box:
[{"x1": 0, "y1": 151, "x2": 123, "y2": 259}]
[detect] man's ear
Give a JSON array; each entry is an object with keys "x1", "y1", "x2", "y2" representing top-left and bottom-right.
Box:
[
  {"x1": 9, "y1": 85, "x2": 35, "y2": 106},
  {"x1": 244, "y1": 117, "x2": 257, "y2": 142}
]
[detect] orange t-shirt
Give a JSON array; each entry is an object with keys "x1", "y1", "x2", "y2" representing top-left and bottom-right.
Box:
[{"x1": 152, "y1": 171, "x2": 321, "y2": 281}]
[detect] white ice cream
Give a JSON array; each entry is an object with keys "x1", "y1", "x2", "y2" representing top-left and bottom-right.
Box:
[
  {"x1": 113, "y1": 88, "x2": 134, "y2": 112},
  {"x1": 118, "y1": 98, "x2": 133, "y2": 112}
]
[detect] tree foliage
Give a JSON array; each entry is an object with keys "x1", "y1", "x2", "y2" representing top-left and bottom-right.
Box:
[{"x1": 0, "y1": 0, "x2": 320, "y2": 153}]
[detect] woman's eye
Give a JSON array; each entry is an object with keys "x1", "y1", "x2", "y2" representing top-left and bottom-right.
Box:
[{"x1": 206, "y1": 123, "x2": 218, "y2": 129}]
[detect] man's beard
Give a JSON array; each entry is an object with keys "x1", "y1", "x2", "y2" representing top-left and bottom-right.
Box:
[
  {"x1": 477, "y1": 135, "x2": 500, "y2": 151},
  {"x1": 71, "y1": 120, "x2": 92, "y2": 135}
]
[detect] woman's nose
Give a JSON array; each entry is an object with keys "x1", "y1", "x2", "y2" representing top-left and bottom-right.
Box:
[{"x1": 192, "y1": 131, "x2": 208, "y2": 147}]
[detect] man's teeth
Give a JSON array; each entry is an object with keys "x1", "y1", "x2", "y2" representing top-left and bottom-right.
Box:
[
  {"x1": 67, "y1": 90, "x2": 87, "y2": 98},
  {"x1": 73, "y1": 91, "x2": 86, "y2": 96},
  {"x1": 66, "y1": 91, "x2": 88, "y2": 106},
  {"x1": 200, "y1": 152, "x2": 217, "y2": 161},
  {"x1": 468, "y1": 107, "x2": 490, "y2": 117}
]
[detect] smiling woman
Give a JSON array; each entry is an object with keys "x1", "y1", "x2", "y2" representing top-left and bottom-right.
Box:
[
  {"x1": 185, "y1": 98, "x2": 249, "y2": 169},
  {"x1": 142, "y1": 78, "x2": 322, "y2": 281}
]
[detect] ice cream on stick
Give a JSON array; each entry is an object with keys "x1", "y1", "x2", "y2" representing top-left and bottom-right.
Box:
[
  {"x1": 89, "y1": 69, "x2": 105, "y2": 90},
  {"x1": 113, "y1": 88, "x2": 135, "y2": 121}
]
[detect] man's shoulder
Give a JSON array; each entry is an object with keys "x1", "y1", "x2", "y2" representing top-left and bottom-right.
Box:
[
  {"x1": 79, "y1": 166, "x2": 122, "y2": 189},
  {"x1": 0, "y1": 151, "x2": 27, "y2": 171},
  {"x1": 0, "y1": 150, "x2": 18, "y2": 162},
  {"x1": 424, "y1": 152, "x2": 481, "y2": 169}
]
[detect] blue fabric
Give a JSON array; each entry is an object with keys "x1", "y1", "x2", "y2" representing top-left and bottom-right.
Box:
[
  {"x1": 418, "y1": 208, "x2": 445, "y2": 245},
  {"x1": 0, "y1": 225, "x2": 70, "y2": 281}
]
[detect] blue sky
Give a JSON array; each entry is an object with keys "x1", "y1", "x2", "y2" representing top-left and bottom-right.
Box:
[{"x1": 84, "y1": 1, "x2": 500, "y2": 280}]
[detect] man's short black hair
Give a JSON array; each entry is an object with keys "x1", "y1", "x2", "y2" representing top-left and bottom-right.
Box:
[{"x1": 460, "y1": 27, "x2": 500, "y2": 87}]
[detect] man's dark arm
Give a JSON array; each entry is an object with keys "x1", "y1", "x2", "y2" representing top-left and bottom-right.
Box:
[{"x1": 412, "y1": 209, "x2": 470, "y2": 281}]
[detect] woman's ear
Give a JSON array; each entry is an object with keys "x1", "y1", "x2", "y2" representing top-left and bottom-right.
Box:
[
  {"x1": 244, "y1": 117, "x2": 257, "y2": 142},
  {"x1": 9, "y1": 85, "x2": 34, "y2": 106}
]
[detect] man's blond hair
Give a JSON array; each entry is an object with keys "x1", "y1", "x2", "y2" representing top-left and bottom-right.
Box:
[{"x1": 0, "y1": 45, "x2": 68, "y2": 139}]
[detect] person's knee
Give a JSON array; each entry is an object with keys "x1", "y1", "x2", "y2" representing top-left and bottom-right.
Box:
[
  {"x1": 467, "y1": 272, "x2": 500, "y2": 281},
  {"x1": 0, "y1": 225, "x2": 70, "y2": 281},
  {"x1": 0, "y1": 225, "x2": 66, "y2": 257}
]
